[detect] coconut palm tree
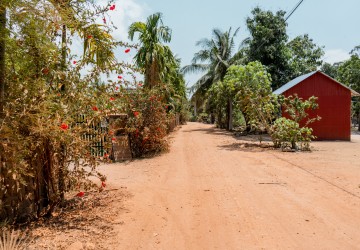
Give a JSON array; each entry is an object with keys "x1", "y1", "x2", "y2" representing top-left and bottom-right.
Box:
[
  {"x1": 183, "y1": 27, "x2": 244, "y2": 129},
  {"x1": 129, "y1": 12, "x2": 174, "y2": 88}
]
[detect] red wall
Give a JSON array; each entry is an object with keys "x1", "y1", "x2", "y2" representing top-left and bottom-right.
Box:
[{"x1": 283, "y1": 72, "x2": 351, "y2": 140}]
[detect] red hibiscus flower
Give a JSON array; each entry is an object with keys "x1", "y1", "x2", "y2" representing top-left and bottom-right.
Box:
[
  {"x1": 101, "y1": 182, "x2": 106, "y2": 188},
  {"x1": 138, "y1": 83, "x2": 143, "y2": 87},
  {"x1": 117, "y1": 75, "x2": 122, "y2": 79},
  {"x1": 87, "y1": 35, "x2": 93, "y2": 39},
  {"x1": 109, "y1": 4, "x2": 115, "y2": 10},
  {"x1": 73, "y1": 60, "x2": 77, "y2": 64},
  {"x1": 76, "y1": 191, "x2": 85, "y2": 197},
  {"x1": 110, "y1": 97, "x2": 115, "y2": 101},
  {"x1": 133, "y1": 111, "x2": 139, "y2": 117},
  {"x1": 42, "y1": 68, "x2": 49, "y2": 75},
  {"x1": 115, "y1": 86, "x2": 119, "y2": 91},
  {"x1": 60, "y1": 123, "x2": 68, "y2": 130},
  {"x1": 112, "y1": 137, "x2": 116, "y2": 141},
  {"x1": 103, "y1": 17, "x2": 106, "y2": 24},
  {"x1": 92, "y1": 106, "x2": 98, "y2": 111},
  {"x1": 125, "y1": 48, "x2": 130, "y2": 53}
]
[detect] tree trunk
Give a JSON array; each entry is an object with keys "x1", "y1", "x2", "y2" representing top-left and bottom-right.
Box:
[
  {"x1": 58, "y1": 24, "x2": 67, "y2": 204},
  {"x1": 227, "y1": 98, "x2": 233, "y2": 131},
  {"x1": 194, "y1": 96, "x2": 197, "y2": 117},
  {"x1": 60, "y1": 24, "x2": 66, "y2": 91},
  {"x1": 146, "y1": 60, "x2": 160, "y2": 88},
  {"x1": 358, "y1": 111, "x2": 360, "y2": 131},
  {"x1": 0, "y1": 7, "x2": 6, "y2": 117}
]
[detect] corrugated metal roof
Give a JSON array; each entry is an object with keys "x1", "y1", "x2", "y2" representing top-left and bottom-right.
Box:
[
  {"x1": 273, "y1": 71, "x2": 317, "y2": 95},
  {"x1": 273, "y1": 71, "x2": 360, "y2": 97}
]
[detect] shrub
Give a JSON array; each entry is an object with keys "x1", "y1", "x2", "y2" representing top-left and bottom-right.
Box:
[
  {"x1": 270, "y1": 94, "x2": 320, "y2": 151},
  {"x1": 272, "y1": 117, "x2": 314, "y2": 150},
  {"x1": 124, "y1": 88, "x2": 169, "y2": 157}
]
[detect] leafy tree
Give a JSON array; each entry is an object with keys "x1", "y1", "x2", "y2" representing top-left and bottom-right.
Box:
[
  {"x1": 0, "y1": 0, "x2": 147, "y2": 222},
  {"x1": 287, "y1": 34, "x2": 324, "y2": 79},
  {"x1": 246, "y1": 7, "x2": 290, "y2": 89},
  {"x1": 337, "y1": 49, "x2": 360, "y2": 130},
  {"x1": 222, "y1": 61, "x2": 276, "y2": 132},
  {"x1": 183, "y1": 27, "x2": 243, "y2": 129},
  {"x1": 320, "y1": 62, "x2": 341, "y2": 79},
  {"x1": 129, "y1": 12, "x2": 175, "y2": 88}
]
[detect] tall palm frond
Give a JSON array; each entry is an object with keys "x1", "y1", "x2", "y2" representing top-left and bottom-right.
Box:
[
  {"x1": 128, "y1": 12, "x2": 173, "y2": 87},
  {"x1": 183, "y1": 26, "x2": 243, "y2": 98}
]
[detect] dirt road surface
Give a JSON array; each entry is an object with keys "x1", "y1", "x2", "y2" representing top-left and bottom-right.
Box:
[{"x1": 97, "y1": 122, "x2": 360, "y2": 249}]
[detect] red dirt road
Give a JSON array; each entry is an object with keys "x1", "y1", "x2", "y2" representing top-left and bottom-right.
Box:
[{"x1": 100, "y1": 122, "x2": 360, "y2": 249}]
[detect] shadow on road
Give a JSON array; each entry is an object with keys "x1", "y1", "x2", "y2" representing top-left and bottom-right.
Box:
[
  {"x1": 218, "y1": 142, "x2": 274, "y2": 152},
  {"x1": 184, "y1": 123, "x2": 275, "y2": 152}
]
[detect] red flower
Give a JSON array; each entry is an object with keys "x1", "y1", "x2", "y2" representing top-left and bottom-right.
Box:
[
  {"x1": 112, "y1": 137, "x2": 116, "y2": 141},
  {"x1": 125, "y1": 48, "x2": 130, "y2": 53},
  {"x1": 109, "y1": 4, "x2": 115, "y2": 10},
  {"x1": 60, "y1": 123, "x2": 68, "y2": 130},
  {"x1": 109, "y1": 130, "x2": 114, "y2": 135},
  {"x1": 117, "y1": 75, "x2": 122, "y2": 79},
  {"x1": 101, "y1": 182, "x2": 106, "y2": 188},
  {"x1": 110, "y1": 97, "x2": 115, "y2": 101},
  {"x1": 73, "y1": 60, "x2": 77, "y2": 64},
  {"x1": 138, "y1": 83, "x2": 143, "y2": 87},
  {"x1": 115, "y1": 86, "x2": 119, "y2": 91},
  {"x1": 87, "y1": 35, "x2": 93, "y2": 39},
  {"x1": 103, "y1": 17, "x2": 106, "y2": 24},
  {"x1": 42, "y1": 68, "x2": 49, "y2": 75},
  {"x1": 92, "y1": 106, "x2": 98, "y2": 111},
  {"x1": 133, "y1": 111, "x2": 139, "y2": 117},
  {"x1": 76, "y1": 192, "x2": 85, "y2": 197}
]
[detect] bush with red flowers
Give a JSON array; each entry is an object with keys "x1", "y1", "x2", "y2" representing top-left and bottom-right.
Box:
[{"x1": 117, "y1": 87, "x2": 171, "y2": 157}]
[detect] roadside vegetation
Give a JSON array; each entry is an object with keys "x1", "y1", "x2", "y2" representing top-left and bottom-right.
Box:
[
  {"x1": 185, "y1": 7, "x2": 359, "y2": 150},
  {"x1": 0, "y1": 1, "x2": 187, "y2": 224},
  {"x1": 0, "y1": 0, "x2": 359, "y2": 236}
]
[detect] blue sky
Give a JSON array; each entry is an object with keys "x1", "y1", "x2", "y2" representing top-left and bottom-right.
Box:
[{"x1": 100, "y1": 0, "x2": 360, "y2": 86}]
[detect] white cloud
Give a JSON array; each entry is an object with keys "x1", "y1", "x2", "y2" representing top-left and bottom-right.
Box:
[
  {"x1": 101, "y1": 0, "x2": 150, "y2": 42},
  {"x1": 69, "y1": 0, "x2": 149, "y2": 81},
  {"x1": 322, "y1": 49, "x2": 350, "y2": 64}
]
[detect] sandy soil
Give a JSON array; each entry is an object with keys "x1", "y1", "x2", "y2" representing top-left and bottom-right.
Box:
[{"x1": 28, "y1": 122, "x2": 360, "y2": 249}]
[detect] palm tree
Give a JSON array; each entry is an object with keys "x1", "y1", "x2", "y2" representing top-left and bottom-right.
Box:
[
  {"x1": 183, "y1": 27, "x2": 244, "y2": 129},
  {"x1": 128, "y1": 12, "x2": 174, "y2": 88}
]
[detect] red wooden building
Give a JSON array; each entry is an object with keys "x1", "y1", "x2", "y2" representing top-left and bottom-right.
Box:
[{"x1": 273, "y1": 71, "x2": 360, "y2": 140}]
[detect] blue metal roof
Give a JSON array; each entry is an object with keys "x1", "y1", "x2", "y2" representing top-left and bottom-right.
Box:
[
  {"x1": 273, "y1": 71, "x2": 360, "y2": 96},
  {"x1": 273, "y1": 71, "x2": 317, "y2": 95}
]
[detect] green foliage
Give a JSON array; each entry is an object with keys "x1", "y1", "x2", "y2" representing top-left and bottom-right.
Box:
[
  {"x1": 271, "y1": 94, "x2": 320, "y2": 150},
  {"x1": 287, "y1": 34, "x2": 324, "y2": 79},
  {"x1": 129, "y1": 12, "x2": 176, "y2": 88},
  {"x1": 246, "y1": 7, "x2": 290, "y2": 89},
  {"x1": 281, "y1": 94, "x2": 321, "y2": 125},
  {"x1": 183, "y1": 27, "x2": 243, "y2": 112},
  {"x1": 271, "y1": 117, "x2": 314, "y2": 151},
  {"x1": 245, "y1": 8, "x2": 324, "y2": 89},
  {"x1": 0, "y1": 0, "x2": 169, "y2": 223},
  {"x1": 124, "y1": 87, "x2": 170, "y2": 157},
  {"x1": 337, "y1": 54, "x2": 360, "y2": 93},
  {"x1": 224, "y1": 62, "x2": 277, "y2": 132},
  {"x1": 337, "y1": 49, "x2": 360, "y2": 130},
  {"x1": 321, "y1": 62, "x2": 340, "y2": 79}
]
